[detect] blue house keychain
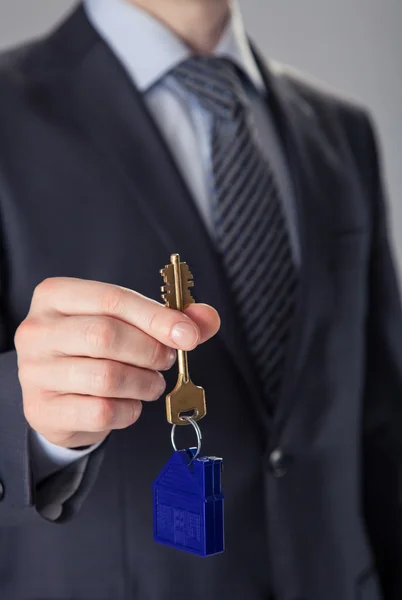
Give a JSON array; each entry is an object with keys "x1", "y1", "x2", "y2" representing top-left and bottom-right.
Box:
[
  {"x1": 153, "y1": 254, "x2": 225, "y2": 557},
  {"x1": 153, "y1": 419, "x2": 224, "y2": 556}
]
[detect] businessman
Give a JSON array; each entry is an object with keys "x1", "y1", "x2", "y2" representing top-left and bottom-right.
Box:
[{"x1": 0, "y1": 0, "x2": 401, "y2": 598}]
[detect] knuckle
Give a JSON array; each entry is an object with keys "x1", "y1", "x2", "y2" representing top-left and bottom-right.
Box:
[
  {"x1": 22, "y1": 396, "x2": 37, "y2": 426},
  {"x1": 17, "y1": 359, "x2": 39, "y2": 389},
  {"x1": 14, "y1": 322, "x2": 26, "y2": 350},
  {"x1": 16, "y1": 361, "x2": 30, "y2": 386},
  {"x1": 33, "y1": 278, "x2": 56, "y2": 300},
  {"x1": 14, "y1": 318, "x2": 36, "y2": 349},
  {"x1": 130, "y1": 400, "x2": 143, "y2": 423},
  {"x1": 147, "y1": 310, "x2": 161, "y2": 336},
  {"x1": 140, "y1": 371, "x2": 165, "y2": 400},
  {"x1": 148, "y1": 340, "x2": 166, "y2": 369},
  {"x1": 100, "y1": 288, "x2": 126, "y2": 315},
  {"x1": 91, "y1": 398, "x2": 116, "y2": 430},
  {"x1": 92, "y1": 362, "x2": 124, "y2": 396},
  {"x1": 83, "y1": 318, "x2": 117, "y2": 351},
  {"x1": 22, "y1": 393, "x2": 46, "y2": 431}
]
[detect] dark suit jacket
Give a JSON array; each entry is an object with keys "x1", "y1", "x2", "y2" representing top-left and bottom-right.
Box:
[{"x1": 0, "y1": 5, "x2": 401, "y2": 600}]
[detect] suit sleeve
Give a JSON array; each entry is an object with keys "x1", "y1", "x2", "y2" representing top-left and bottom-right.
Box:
[
  {"x1": 31, "y1": 429, "x2": 104, "y2": 484},
  {"x1": 361, "y1": 113, "x2": 402, "y2": 599},
  {"x1": 0, "y1": 199, "x2": 107, "y2": 525}
]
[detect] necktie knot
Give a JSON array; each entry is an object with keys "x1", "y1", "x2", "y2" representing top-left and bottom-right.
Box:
[{"x1": 172, "y1": 56, "x2": 247, "y2": 120}]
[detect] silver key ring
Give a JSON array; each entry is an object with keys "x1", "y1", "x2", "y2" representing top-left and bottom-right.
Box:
[{"x1": 171, "y1": 415, "x2": 202, "y2": 461}]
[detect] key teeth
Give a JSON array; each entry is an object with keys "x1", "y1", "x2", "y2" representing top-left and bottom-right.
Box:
[
  {"x1": 161, "y1": 294, "x2": 171, "y2": 307},
  {"x1": 160, "y1": 258, "x2": 195, "y2": 308},
  {"x1": 160, "y1": 265, "x2": 174, "y2": 280}
]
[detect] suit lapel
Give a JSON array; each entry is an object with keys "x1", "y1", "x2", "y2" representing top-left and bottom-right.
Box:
[{"x1": 50, "y1": 6, "x2": 271, "y2": 432}]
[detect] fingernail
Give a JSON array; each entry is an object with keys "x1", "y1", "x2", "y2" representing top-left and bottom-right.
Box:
[
  {"x1": 158, "y1": 373, "x2": 167, "y2": 396},
  {"x1": 171, "y1": 322, "x2": 199, "y2": 348},
  {"x1": 152, "y1": 372, "x2": 166, "y2": 400},
  {"x1": 167, "y1": 349, "x2": 177, "y2": 367}
]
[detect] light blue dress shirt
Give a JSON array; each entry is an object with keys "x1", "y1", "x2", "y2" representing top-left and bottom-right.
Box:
[{"x1": 31, "y1": 0, "x2": 298, "y2": 484}]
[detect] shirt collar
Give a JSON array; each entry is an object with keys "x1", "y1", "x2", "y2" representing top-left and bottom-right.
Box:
[{"x1": 84, "y1": 0, "x2": 265, "y2": 93}]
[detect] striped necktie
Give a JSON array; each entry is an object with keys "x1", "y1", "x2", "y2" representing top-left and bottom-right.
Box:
[{"x1": 173, "y1": 56, "x2": 299, "y2": 409}]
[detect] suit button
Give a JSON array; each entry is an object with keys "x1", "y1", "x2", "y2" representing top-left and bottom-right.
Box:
[
  {"x1": 268, "y1": 448, "x2": 290, "y2": 477},
  {"x1": 0, "y1": 481, "x2": 5, "y2": 501}
]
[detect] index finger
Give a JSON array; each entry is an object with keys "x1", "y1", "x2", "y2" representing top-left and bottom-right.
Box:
[{"x1": 31, "y1": 277, "x2": 219, "y2": 350}]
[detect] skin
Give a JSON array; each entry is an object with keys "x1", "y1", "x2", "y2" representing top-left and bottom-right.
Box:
[
  {"x1": 16, "y1": 0, "x2": 226, "y2": 449},
  {"x1": 17, "y1": 279, "x2": 220, "y2": 448},
  {"x1": 129, "y1": 0, "x2": 231, "y2": 54}
]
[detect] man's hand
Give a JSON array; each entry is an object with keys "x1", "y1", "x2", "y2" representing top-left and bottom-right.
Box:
[{"x1": 15, "y1": 277, "x2": 220, "y2": 449}]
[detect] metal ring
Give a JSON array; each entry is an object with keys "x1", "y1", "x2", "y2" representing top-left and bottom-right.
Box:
[{"x1": 171, "y1": 416, "x2": 202, "y2": 460}]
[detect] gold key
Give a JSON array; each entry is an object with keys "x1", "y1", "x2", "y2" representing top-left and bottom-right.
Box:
[{"x1": 160, "y1": 254, "x2": 207, "y2": 425}]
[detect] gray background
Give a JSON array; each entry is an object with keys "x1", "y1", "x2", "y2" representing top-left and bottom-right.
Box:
[{"x1": 0, "y1": 0, "x2": 401, "y2": 267}]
